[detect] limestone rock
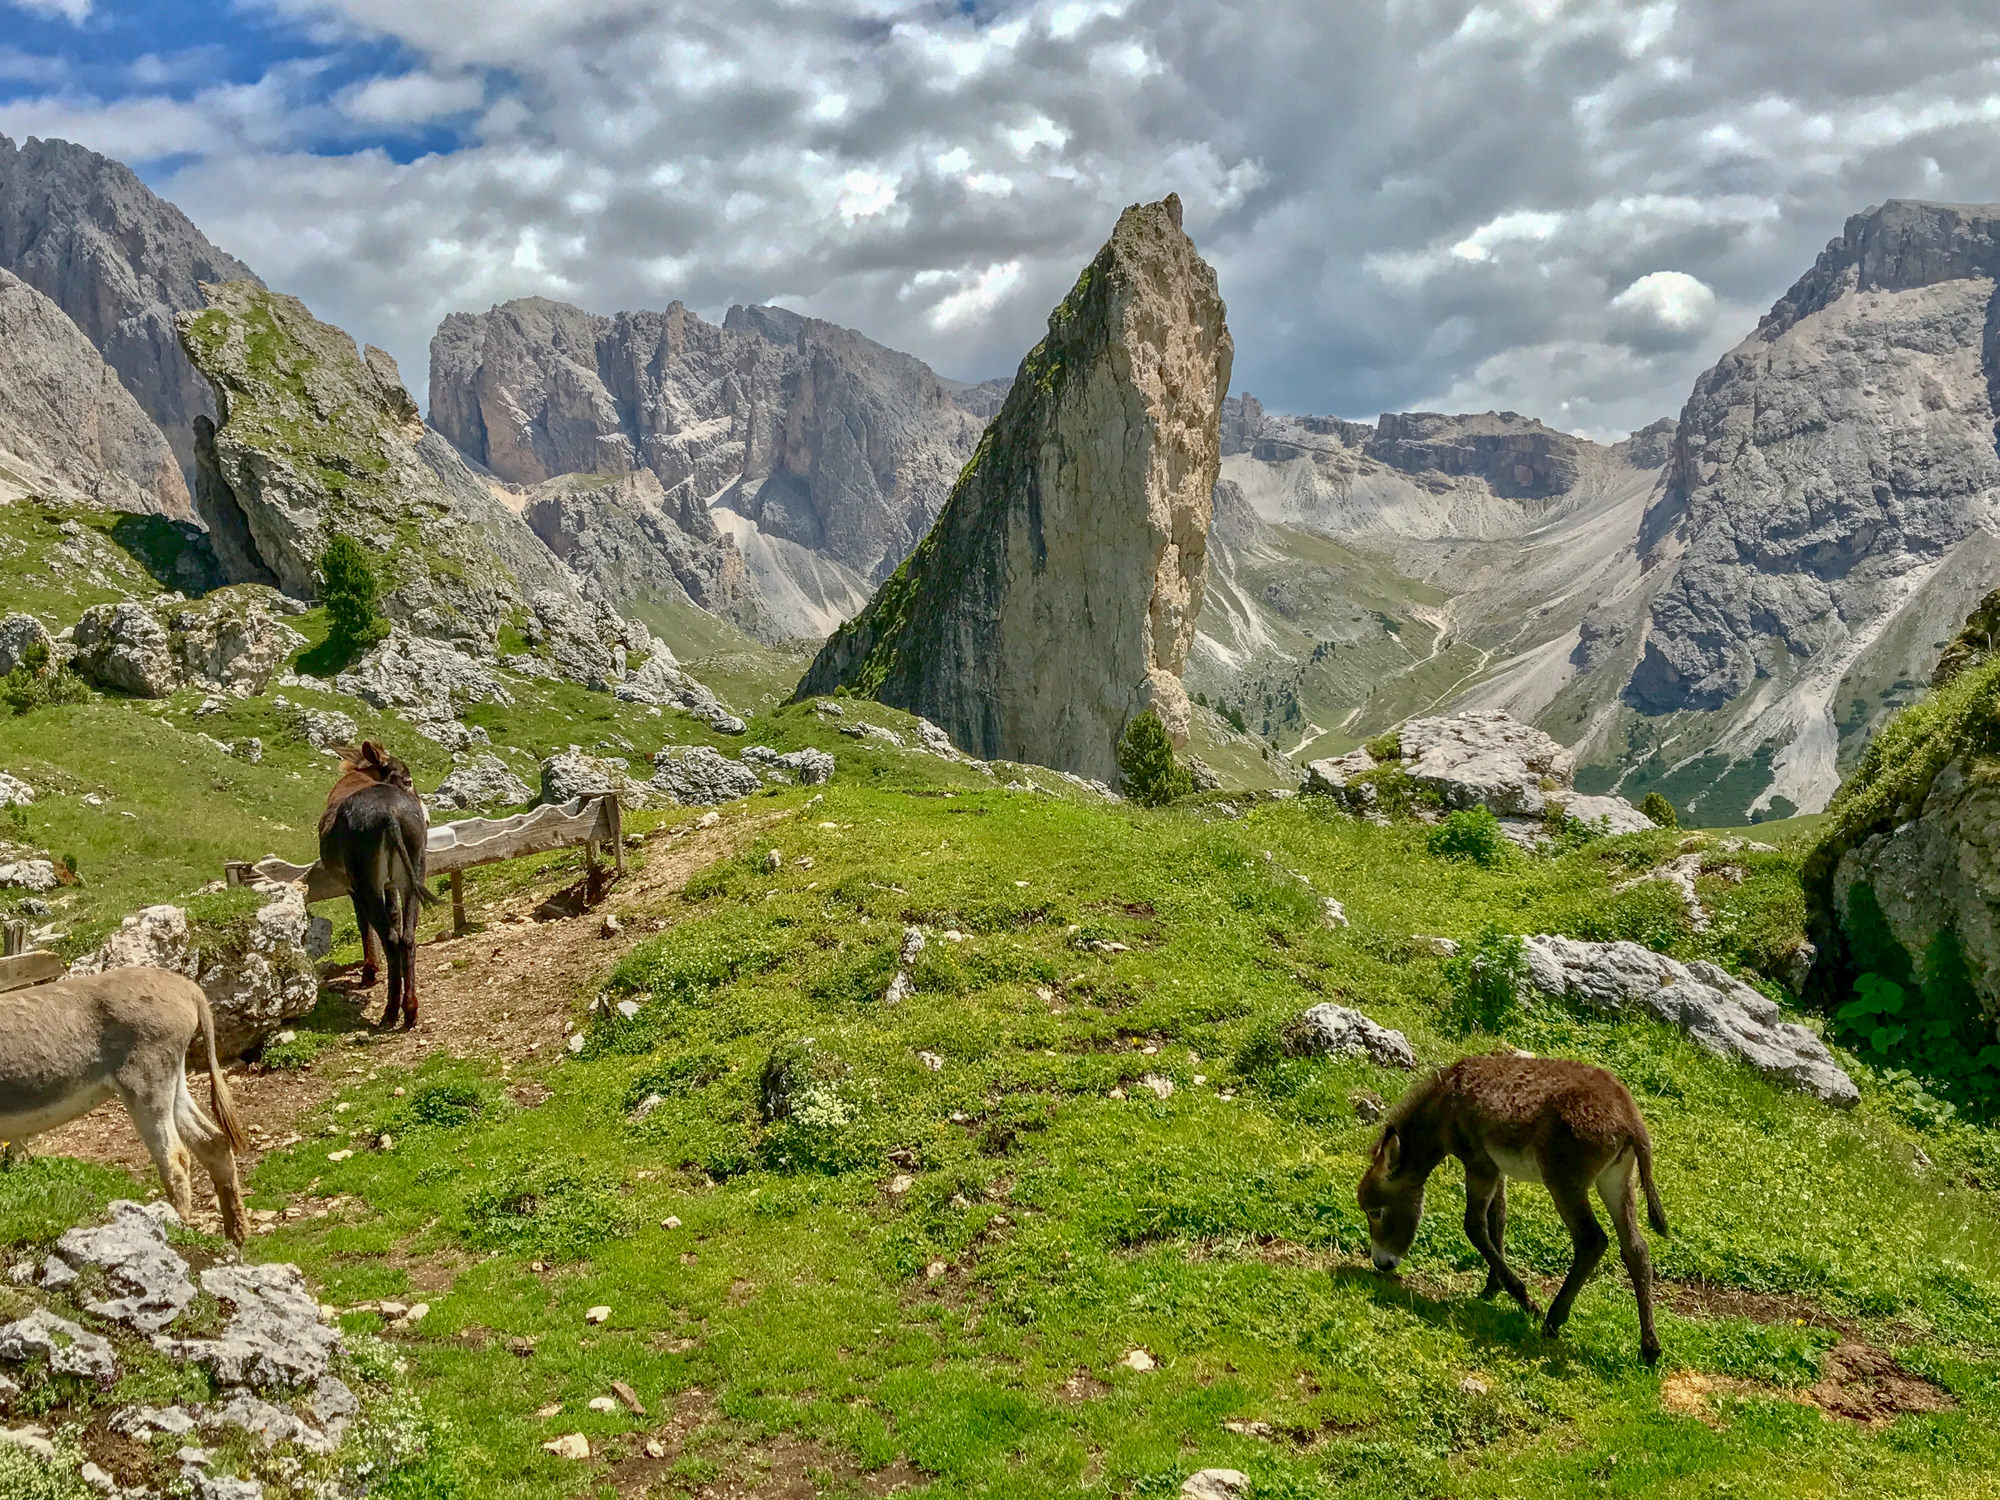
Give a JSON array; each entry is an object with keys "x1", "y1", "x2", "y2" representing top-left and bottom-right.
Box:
[
  {"x1": 614, "y1": 652, "x2": 745, "y2": 734},
  {"x1": 166, "y1": 1261, "x2": 344, "y2": 1388},
  {"x1": 49, "y1": 1201, "x2": 194, "y2": 1335},
  {"x1": 1561, "y1": 794, "x2": 1657, "y2": 836},
  {"x1": 648, "y1": 745, "x2": 763, "y2": 806},
  {"x1": 430, "y1": 295, "x2": 990, "y2": 639},
  {"x1": 540, "y1": 749, "x2": 650, "y2": 808},
  {"x1": 0, "y1": 770, "x2": 32, "y2": 807},
  {"x1": 1182, "y1": 1471, "x2": 1251, "y2": 1500},
  {"x1": 335, "y1": 628, "x2": 509, "y2": 737},
  {"x1": 177, "y1": 282, "x2": 611, "y2": 666},
  {"x1": 1520, "y1": 934, "x2": 1858, "y2": 1106},
  {"x1": 429, "y1": 754, "x2": 533, "y2": 811},
  {"x1": 1624, "y1": 200, "x2": 2000, "y2": 815},
  {"x1": 523, "y1": 468, "x2": 769, "y2": 640},
  {"x1": 72, "y1": 895, "x2": 321, "y2": 1058},
  {"x1": 0, "y1": 133, "x2": 259, "y2": 492},
  {"x1": 1399, "y1": 711, "x2": 1572, "y2": 817},
  {"x1": 1291, "y1": 1003, "x2": 1418, "y2": 1068},
  {"x1": 0, "y1": 1307, "x2": 117, "y2": 1383},
  {"x1": 0, "y1": 858, "x2": 56, "y2": 892},
  {"x1": 796, "y1": 196, "x2": 1232, "y2": 785},
  {"x1": 280, "y1": 703, "x2": 358, "y2": 752},
  {"x1": 1303, "y1": 747, "x2": 1378, "y2": 797},
  {"x1": 0, "y1": 614, "x2": 53, "y2": 676},
  {"x1": 0, "y1": 268, "x2": 190, "y2": 514},
  {"x1": 70, "y1": 600, "x2": 177, "y2": 696}
]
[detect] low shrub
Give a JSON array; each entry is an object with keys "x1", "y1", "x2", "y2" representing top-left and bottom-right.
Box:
[
  {"x1": 1427, "y1": 806, "x2": 1511, "y2": 867},
  {"x1": 1117, "y1": 710, "x2": 1194, "y2": 807},
  {"x1": 1640, "y1": 791, "x2": 1679, "y2": 829},
  {"x1": 1444, "y1": 926, "x2": 1526, "y2": 1034},
  {"x1": 0, "y1": 641, "x2": 90, "y2": 715}
]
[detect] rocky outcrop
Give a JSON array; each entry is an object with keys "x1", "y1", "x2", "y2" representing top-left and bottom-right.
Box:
[
  {"x1": 428, "y1": 754, "x2": 533, "y2": 811},
  {"x1": 0, "y1": 133, "x2": 261, "y2": 488},
  {"x1": 0, "y1": 268, "x2": 190, "y2": 514},
  {"x1": 522, "y1": 468, "x2": 768, "y2": 639},
  {"x1": 72, "y1": 895, "x2": 327, "y2": 1057},
  {"x1": 1623, "y1": 200, "x2": 2000, "y2": 813},
  {"x1": 794, "y1": 196, "x2": 1233, "y2": 785},
  {"x1": 649, "y1": 745, "x2": 764, "y2": 805},
  {"x1": 1520, "y1": 934, "x2": 1858, "y2": 1106},
  {"x1": 70, "y1": 587, "x2": 306, "y2": 698},
  {"x1": 1303, "y1": 710, "x2": 1655, "y2": 833},
  {"x1": 613, "y1": 651, "x2": 746, "y2": 734},
  {"x1": 1289, "y1": 1003, "x2": 1418, "y2": 1068},
  {"x1": 429, "y1": 295, "x2": 990, "y2": 636},
  {"x1": 0, "y1": 1199, "x2": 406, "y2": 1498},
  {"x1": 177, "y1": 283, "x2": 614, "y2": 666}
]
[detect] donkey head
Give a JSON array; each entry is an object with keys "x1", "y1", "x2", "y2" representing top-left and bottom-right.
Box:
[
  {"x1": 1356, "y1": 1125, "x2": 1427, "y2": 1272},
  {"x1": 337, "y1": 740, "x2": 414, "y2": 793}
]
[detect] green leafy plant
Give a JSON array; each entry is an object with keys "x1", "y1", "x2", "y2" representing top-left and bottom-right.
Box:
[
  {"x1": 0, "y1": 640, "x2": 90, "y2": 715},
  {"x1": 1117, "y1": 710, "x2": 1194, "y2": 807},
  {"x1": 1444, "y1": 925, "x2": 1527, "y2": 1033},
  {"x1": 1640, "y1": 791, "x2": 1679, "y2": 829},
  {"x1": 318, "y1": 532, "x2": 390, "y2": 665},
  {"x1": 1427, "y1": 806, "x2": 1512, "y2": 867}
]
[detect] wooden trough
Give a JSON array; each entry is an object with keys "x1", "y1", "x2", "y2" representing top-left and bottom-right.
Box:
[{"x1": 226, "y1": 793, "x2": 624, "y2": 935}]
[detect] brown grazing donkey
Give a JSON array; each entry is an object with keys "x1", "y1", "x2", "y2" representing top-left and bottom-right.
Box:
[
  {"x1": 319, "y1": 741, "x2": 432, "y2": 1029},
  {"x1": 1357, "y1": 1053, "x2": 1670, "y2": 1364},
  {"x1": 0, "y1": 967, "x2": 248, "y2": 1243}
]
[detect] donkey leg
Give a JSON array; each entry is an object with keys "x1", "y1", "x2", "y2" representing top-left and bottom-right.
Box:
[
  {"x1": 1482, "y1": 1179, "x2": 1512, "y2": 1299},
  {"x1": 1541, "y1": 1179, "x2": 1609, "y2": 1340},
  {"x1": 1599, "y1": 1158, "x2": 1660, "y2": 1366},
  {"x1": 351, "y1": 893, "x2": 380, "y2": 989},
  {"x1": 1464, "y1": 1169, "x2": 1537, "y2": 1314},
  {"x1": 397, "y1": 882, "x2": 421, "y2": 1030},
  {"x1": 119, "y1": 1078, "x2": 196, "y2": 1223},
  {"x1": 176, "y1": 1075, "x2": 247, "y2": 1246}
]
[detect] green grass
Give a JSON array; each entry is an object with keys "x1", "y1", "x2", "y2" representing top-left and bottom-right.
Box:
[{"x1": 9, "y1": 723, "x2": 1994, "y2": 1498}]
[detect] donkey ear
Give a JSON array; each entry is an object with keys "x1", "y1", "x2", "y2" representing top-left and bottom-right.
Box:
[
  {"x1": 360, "y1": 740, "x2": 386, "y2": 766},
  {"x1": 1376, "y1": 1126, "x2": 1401, "y2": 1172}
]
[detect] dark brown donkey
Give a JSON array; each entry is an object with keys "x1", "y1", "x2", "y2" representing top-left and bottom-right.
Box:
[
  {"x1": 1356, "y1": 1053, "x2": 1671, "y2": 1364},
  {"x1": 319, "y1": 742, "x2": 433, "y2": 1029}
]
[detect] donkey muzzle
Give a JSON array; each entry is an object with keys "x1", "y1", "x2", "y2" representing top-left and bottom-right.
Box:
[{"x1": 1371, "y1": 1248, "x2": 1402, "y2": 1273}]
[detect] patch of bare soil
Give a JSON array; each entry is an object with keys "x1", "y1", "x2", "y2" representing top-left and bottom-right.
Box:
[
  {"x1": 1661, "y1": 1342, "x2": 1955, "y2": 1429},
  {"x1": 35, "y1": 811, "x2": 777, "y2": 1234},
  {"x1": 603, "y1": 1389, "x2": 927, "y2": 1499},
  {"x1": 1655, "y1": 1280, "x2": 1853, "y2": 1335}
]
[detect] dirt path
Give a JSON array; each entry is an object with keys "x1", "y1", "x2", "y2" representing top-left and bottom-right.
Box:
[{"x1": 37, "y1": 809, "x2": 775, "y2": 1225}]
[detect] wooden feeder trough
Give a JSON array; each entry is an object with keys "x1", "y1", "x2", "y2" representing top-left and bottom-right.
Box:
[{"x1": 226, "y1": 793, "x2": 624, "y2": 935}]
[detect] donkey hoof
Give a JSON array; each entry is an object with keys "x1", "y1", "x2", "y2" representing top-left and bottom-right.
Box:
[
  {"x1": 1641, "y1": 1343, "x2": 1662, "y2": 1368},
  {"x1": 358, "y1": 967, "x2": 379, "y2": 990},
  {"x1": 1540, "y1": 1317, "x2": 1565, "y2": 1341}
]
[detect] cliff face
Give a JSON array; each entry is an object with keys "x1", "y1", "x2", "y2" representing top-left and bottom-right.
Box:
[
  {"x1": 0, "y1": 268, "x2": 190, "y2": 516},
  {"x1": 177, "y1": 282, "x2": 602, "y2": 655},
  {"x1": 428, "y1": 295, "x2": 989, "y2": 638},
  {"x1": 794, "y1": 196, "x2": 1233, "y2": 784},
  {"x1": 1608, "y1": 200, "x2": 2000, "y2": 815},
  {"x1": 0, "y1": 133, "x2": 261, "y2": 487}
]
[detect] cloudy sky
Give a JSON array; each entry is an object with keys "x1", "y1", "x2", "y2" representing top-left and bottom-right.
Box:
[{"x1": 5, "y1": 0, "x2": 2000, "y2": 438}]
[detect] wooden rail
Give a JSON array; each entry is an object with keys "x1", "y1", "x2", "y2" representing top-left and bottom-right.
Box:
[
  {"x1": 226, "y1": 793, "x2": 623, "y2": 935},
  {"x1": 0, "y1": 950, "x2": 65, "y2": 996}
]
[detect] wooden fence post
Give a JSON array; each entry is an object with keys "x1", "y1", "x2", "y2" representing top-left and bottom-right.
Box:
[
  {"x1": 1, "y1": 920, "x2": 25, "y2": 958},
  {"x1": 449, "y1": 871, "x2": 467, "y2": 937}
]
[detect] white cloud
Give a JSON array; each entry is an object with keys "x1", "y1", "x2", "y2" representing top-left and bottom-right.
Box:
[
  {"x1": 9, "y1": 0, "x2": 92, "y2": 23},
  {"x1": 337, "y1": 71, "x2": 483, "y2": 126},
  {"x1": 1610, "y1": 270, "x2": 1717, "y2": 333},
  {"x1": 6, "y1": 0, "x2": 1996, "y2": 434}
]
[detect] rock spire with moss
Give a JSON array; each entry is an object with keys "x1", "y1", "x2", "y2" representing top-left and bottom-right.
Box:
[{"x1": 793, "y1": 195, "x2": 1232, "y2": 784}]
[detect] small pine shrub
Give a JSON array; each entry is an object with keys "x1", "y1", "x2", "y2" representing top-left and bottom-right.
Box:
[
  {"x1": 1364, "y1": 731, "x2": 1402, "y2": 761},
  {"x1": 1427, "y1": 806, "x2": 1512, "y2": 866},
  {"x1": 1640, "y1": 791, "x2": 1679, "y2": 829},
  {"x1": 1445, "y1": 926, "x2": 1527, "y2": 1034},
  {"x1": 1117, "y1": 710, "x2": 1194, "y2": 807},
  {"x1": 320, "y1": 533, "x2": 390, "y2": 663}
]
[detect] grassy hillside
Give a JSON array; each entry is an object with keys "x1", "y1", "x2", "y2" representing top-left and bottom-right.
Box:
[{"x1": 4, "y1": 706, "x2": 1997, "y2": 1498}]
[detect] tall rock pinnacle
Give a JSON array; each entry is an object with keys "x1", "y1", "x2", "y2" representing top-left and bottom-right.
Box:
[{"x1": 793, "y1": 195, "x2": 1232, "y2": 784}]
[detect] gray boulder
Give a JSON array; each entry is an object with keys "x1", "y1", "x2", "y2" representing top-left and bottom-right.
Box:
[
  {"x1": 1291, "y1": 1003, "x2": 1418, "y2": 1069},
  {"x1": 49, "y1": 1201, "x2": 194, "y2": 1335},
  {"x1": 776, "y1": 747, "x2": 836, "y2": 786},
  {"x1": 614, "y1": 653, "x2": 745, "y2": 734},
  {"x1": 649, "y1": 745, "x2": 763, "y2": 806},
  {"x1": 540, "y1": 748, "x2": 651, "y2": 808},
  {"x1": 0, "y1": 613, "x2": 53, "y2": 675},
  {"x1": 429, "y1": 754, "x2": 533, "y2": 812},
  {"x1": 1399, "y1": 711, "x2": 1572, "y2": 817},
  {"x1": 0, "y1": 1307, "x2": 117, "y2": 1383},
  {"x1": 1561, "y1": 794, "x2": 1657, "y2": 836},
  {"x1": 72, "y1": 895, "x2": 324, "y2": 1058},
  {"x1": 70, "y1": 600, "x2": 177, "y2": 697},
  {"x1": 276, "y1": 701, "x2": 358, "y2": 753},
  {"x1": 1303, "y1": 747, "x2": 1379, "y2": 797},
  {"x1": 336, "y1": 629, "x2": 510, "y2": 719},
  {"x1": 165, "y1": 1261, "x2": 344, "y2": 1389},
  {"x1": 1520, "y1": 934, "x2": 1858, "y2": 1106},
  {"x1": 0, "y1": 771, "x2": 31, "y2": 808}
]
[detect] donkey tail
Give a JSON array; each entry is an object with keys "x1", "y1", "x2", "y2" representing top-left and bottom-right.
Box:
[
  {"x1": 1635, "y1": 1129, "x2": 1669, "y2": 1237},
  {"x1": 195, "y1": 990, "x2": 249, "y2": 1154},
  {"x1": 391, "y1": 819, "x2": 439, "y2": 909}
]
